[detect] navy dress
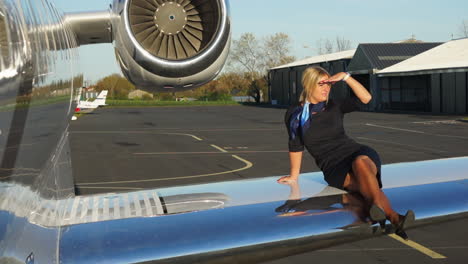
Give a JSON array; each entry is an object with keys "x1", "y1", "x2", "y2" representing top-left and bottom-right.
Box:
[{"x1": 285, "y1": 98, "x2": 382, "y2": 189}]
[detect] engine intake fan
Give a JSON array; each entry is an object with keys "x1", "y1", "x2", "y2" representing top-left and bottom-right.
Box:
[{"x1": 128, "y1": 0, "x2": 220, "y2": 61}]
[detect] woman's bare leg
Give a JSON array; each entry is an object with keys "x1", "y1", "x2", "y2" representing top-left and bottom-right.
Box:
[{"x1": 344, "y1": 156, "x2": 399, "y2": 224}]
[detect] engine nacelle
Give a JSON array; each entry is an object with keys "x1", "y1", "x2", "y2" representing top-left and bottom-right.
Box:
[{"x1": 112, "y1": 0, "x2": 231, "y2": 92}]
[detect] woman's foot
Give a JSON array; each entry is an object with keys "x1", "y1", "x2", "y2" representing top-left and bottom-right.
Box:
[
  {"x1": 392, "y1": 210, "x2": 415, "y2": 240},
  {"x1": 369, "y1": 204, "x2": 386, "y2": 231}
]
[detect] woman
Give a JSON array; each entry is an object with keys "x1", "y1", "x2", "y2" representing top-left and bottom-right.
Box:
[{"x1": 277, "y1": 66, "x2": 414, "y2": 239}]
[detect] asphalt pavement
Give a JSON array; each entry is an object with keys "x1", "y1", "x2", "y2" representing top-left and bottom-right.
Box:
[
  {"x1": 69, "y1": 105, "x2": 468, "y2": 264},
  {"x1": 70, "y1": 105, "x2": 468, "y2": 195}
]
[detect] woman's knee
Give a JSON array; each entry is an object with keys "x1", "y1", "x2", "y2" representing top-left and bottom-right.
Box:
[{"x1": 352, "y1": 155, "x2": 377, "y2": 175}]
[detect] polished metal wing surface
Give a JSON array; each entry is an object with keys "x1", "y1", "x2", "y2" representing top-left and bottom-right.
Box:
[{"x1": 0, "y1": 0, "x2": 80, "y2": 262}]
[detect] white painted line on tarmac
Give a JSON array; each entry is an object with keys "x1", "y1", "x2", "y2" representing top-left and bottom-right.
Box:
[
  {"x1": 232, "y1": 150, "x2": 286, "y2": 153},
  {"x1": 387, "y1": 233, "x2": 447, "y2": 259},
  {"x1": 357, "y1": 137, "x2": 448, "y2": 153},
  {"x1": 70, "y1": 131, "x2": 204, "y2": 141},
  {"x1": 72, "y1": 128, "x2": 282, "y2": 133},
  {"x1": 134, "y1": 151, "x2": 221, "y2": 155},
  {"x1": 0, "y1": 167, "x2": 40, "y2": 172},
  {"x1": 77, "y1": 186, "x2": 144, "y2": 190},
  {"x1": 133, "y1": 150, "x2": 288, "y2": 155},
  {"x1": 365, "y1": 123, "x2": 425, "y2": 134},
  {"x1": 0, "y1": 173, "x2": 39, "y2": 180},
  {"x1": 366, "y1": 123, "x2": 468, "y2": 139},
  {"x1": 413, "y1": 120, "x2": 459, "y2": 125},
  {"x1": 164, "y1": 133, "x2": 203, "y2": 141},
  {"x1": 76, "y1": 155, "x2": 253, "y2": 185},
  {"x1": 211, "y1": 144, "x2": 228, "y2": 153}
]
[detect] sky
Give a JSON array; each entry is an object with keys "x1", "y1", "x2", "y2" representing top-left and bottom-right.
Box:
[{"x1": 53, "y1": 0, "x2": 468, "y2": 84}]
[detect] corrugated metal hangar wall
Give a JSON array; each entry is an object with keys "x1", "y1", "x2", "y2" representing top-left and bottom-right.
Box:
[
  {"x1": 269, "y1": 59, "x2": 351, "y2": 106},
  {"x1": 269, "y1": 43, "x2": 468, "y2": 115},
  {"x1": 379, "y1": 72, "x2": 468, "y2": 114}
]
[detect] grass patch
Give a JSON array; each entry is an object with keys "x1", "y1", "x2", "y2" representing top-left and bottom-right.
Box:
[
  {"x1": 0, "y1": 96, "x2": 70, "y2": 112},
  {"x1": 106, "y1": 100, "x2": 241, "y2": 107}
]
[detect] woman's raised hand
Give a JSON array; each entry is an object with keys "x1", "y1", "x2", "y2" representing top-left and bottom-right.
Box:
[{"x1": 319, "y1": 72, "x2": 347, "y2": 84}]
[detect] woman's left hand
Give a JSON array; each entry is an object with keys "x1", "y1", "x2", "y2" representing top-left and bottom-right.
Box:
[
  {"x1": 277, "y1": 176, "x2": 298, "y2": 185},
  {"x1": 319, "y1": 72, "x2": 347, "y2": 84}
]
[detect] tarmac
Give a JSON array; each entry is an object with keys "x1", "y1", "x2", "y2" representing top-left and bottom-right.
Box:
[{"x1": 70, "y1": 105, "x2": 468, "y2": 264}]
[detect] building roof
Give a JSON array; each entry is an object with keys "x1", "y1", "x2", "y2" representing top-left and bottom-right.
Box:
[
  {"x1": 378, "y1": 38, "x2": 468, "y2": 76},
  {"x1": 270, "y1": 49, "x2": 356, "y2": 70},
  {"x1": 347, "y1": 43, "x2": 442, "y2": 74}
]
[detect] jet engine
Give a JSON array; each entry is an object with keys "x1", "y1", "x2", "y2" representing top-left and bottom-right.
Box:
[{"x1": 111, "y1": 0, "x2": 231, "y2": 92}]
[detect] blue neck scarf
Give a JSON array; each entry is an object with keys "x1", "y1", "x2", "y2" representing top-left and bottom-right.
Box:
[{"x1": 289, "y1": 101, "x2": 326, "y2": 140}]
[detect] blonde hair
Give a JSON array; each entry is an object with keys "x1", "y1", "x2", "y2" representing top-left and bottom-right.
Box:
[{"x1": 300, "y1": 66, "x2": 330, "y2": 103}]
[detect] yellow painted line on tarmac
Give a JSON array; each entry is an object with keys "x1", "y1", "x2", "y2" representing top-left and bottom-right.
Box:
[
  {"x1": 76, "y1": 155, "x2": 253, "y2": 186},
  {"x1": 211, "y1": 144, "x2": 228, "y2": 153},
  {"x1": 387, "y1": 233, "x2": 447, "y2": 259}
]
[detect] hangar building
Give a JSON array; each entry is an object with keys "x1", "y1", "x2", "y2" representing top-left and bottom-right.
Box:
[
  {"x1": 269, "y1": 39, "x2": 468, "y2": 114},
  {"x1": 378, "y1": 38, "x2": 468, "y2": 114},
  {"x1": 269, "y1": 50, "x2": 355, "y2": 106}
]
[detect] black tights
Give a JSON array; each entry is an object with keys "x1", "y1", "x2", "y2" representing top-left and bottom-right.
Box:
[{"x1": 344, "y1": 155, "x2": 399, "y2": 224}]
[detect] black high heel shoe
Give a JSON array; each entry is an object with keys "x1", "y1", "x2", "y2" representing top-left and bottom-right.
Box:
[
  {"x1": 369, "y1": 204, "x2": 386, "y2": 231},
  {"x1": 393, "y1": 210, "x2": 415, "y2": 240}
]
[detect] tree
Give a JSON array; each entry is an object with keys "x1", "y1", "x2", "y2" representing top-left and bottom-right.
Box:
[
  {"x1": 247, "y1": 73, "x2": 267, "y2": 103},
  {"x1": 95, "y1": 74, "x2": 135, "y2": 99},
  {"x1": 316, "y1": 36, "x2": 353, "y2": 55},
  {"x1": 335, "y1": 36, "x2": 352, "y2": 52},
  {"x1": 230, "y1": 33, "x2": 264, "y2": 76},
  {"x1": 263, "y1": 33, "x2": 296, "y2": 69},
  {"x1": 229, "y1": 32, "x2": 296, "y2": 103},
  {"x1": 216, "y1": 72, "x2": 250, "y2": 95},
  {"x1": 324, "y1": 39, "x2": 334, "y2": 54},
  {"x1": 459, "y1": 20, "x2": 468, "y2": 38}
]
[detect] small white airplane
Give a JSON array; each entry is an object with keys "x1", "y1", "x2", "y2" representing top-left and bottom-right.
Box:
[{"x1": 74, "y1": 90, "x2": 108, "y2": 114}]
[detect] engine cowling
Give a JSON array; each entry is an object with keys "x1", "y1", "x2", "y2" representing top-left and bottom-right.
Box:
[{"x1": 112, "y1": 0, "x2": 231, "y2": 92}]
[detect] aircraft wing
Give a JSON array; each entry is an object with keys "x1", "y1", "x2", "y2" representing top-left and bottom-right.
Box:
[{"x1": 1, "y1": 157, "x2": 467, "y2": 263}]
